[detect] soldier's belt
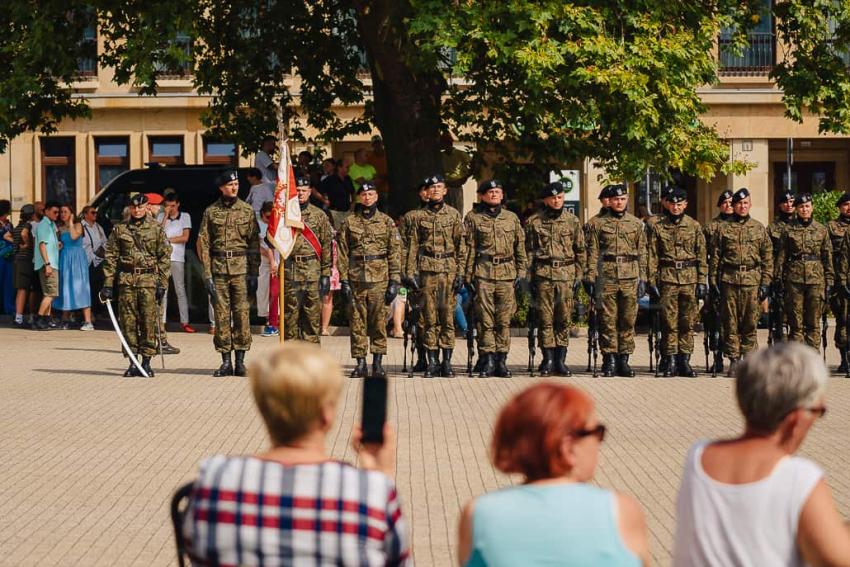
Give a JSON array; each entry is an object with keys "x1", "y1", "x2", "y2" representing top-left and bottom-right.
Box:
[
  {"x1": 722, "y1": 262, "x2": 758, "y2": 272},
  {"x1": 120, "y1": 266, "x2": 155, "y2": 275},
  {"x1": 476, "y1": 253, "x2": 512, "y2": 265},
  {"x1": 601, "y1": 254, "x2": 639, "y2": 263},
  {"x1": 660, "y1": 259, "x2": 698, "y2": 269},
  {"x1": 421, "y1": 251, "x2": 455, "y2": 259},
  {"x1": 288, "y1": 254, "x2": 318, "y2": 263},
  {"x1": 211, "y1": 249, "x2": 247, "y2": 258},
  {"x1": 536, "y1": 258, "x2": 575, "y2": 268},
  {"x1": 353, "y1": 253, "x2": 388, "y2": 261},
  {"x1": 793, "y1": 254, "x2": 820, "y2": 262}
]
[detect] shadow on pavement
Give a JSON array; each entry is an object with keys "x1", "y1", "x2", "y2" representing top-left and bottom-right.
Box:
[{"x1": 32, "y1": 368, "x2": 122, "y2": 377}]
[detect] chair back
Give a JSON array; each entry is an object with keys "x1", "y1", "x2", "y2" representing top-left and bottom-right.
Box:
[{"x1": 170, "y1": 481, "x2": 195, "y2": 567}]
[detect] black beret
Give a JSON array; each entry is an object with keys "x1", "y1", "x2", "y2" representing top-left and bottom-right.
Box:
[
  {"x1": 129, "y1": 193, "x2": 149, "y2": 207},
  {"x1": 668, "y1": 187, "x2": 687, "y2": 203},
  {"x1": 716, "y1": 190, "x2": 733, "y2": 206},
  {"x1": 837, "y1": 192, "x2": 850, "y2": 206},
  {"x1": 295, "y1": 176, "x2": 311, "y2": 187},
  {"x1": 598, "y1": 187, "x2": 609, "y2": 200},
  {"x1": 477, "y1": 179, "x2": 503, "y2": 194},
  {"x1": 777, "y1": 189, "x2": 796, "y2": 204},
  {"x1": 423, "y1": 174, "x2": 445, "y2": 187},
  {"x1": 539, "y1": 181, "x2": 565, "y2": 200},
  {"x1": 731, "y1": 188, "x2": 750, "y2": 204},
  {"x1": 608, "y1": 184, "x2": 627, "y2": 198},
  {"x1": 357, "y1": 181, "x2": 377, "y2": 194},
  {"x1": 660, "y1": 185, "x2": 674, "y2": 201},
  {"x1": 215, "y1": 168, "x2": 239, "y2": 187},
  {"x1": 795, "y1": 193, "x2": 813, "y2": 206}
]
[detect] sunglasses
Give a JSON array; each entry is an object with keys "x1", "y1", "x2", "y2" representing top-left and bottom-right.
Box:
[{"x1": 571, "y1": 424, "x2": 606, "y2": 442}]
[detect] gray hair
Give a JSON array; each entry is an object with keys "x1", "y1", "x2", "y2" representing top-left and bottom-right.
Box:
[{"x1": 735, "y1": 342, "x2": 828, "y2": 433}]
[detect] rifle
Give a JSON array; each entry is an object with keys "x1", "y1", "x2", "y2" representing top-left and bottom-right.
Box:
[
  {"x1": 710, "y1": 287, "x2": 723, "y2": 377},
  {"x1": 401, "y1": 296, "x2": 411, "y2": 373},
  {"x1": 651, "y1": 299, "x2": 662, "y2": 377},
  {"x1": 586, "y1": 291, "x2": 599, "y2": 377},
  {"x1": 701, "y1": 300, "x2": 710, "y2": 373},
  {"x1": 768, "y1": 283, "x2": 785, "y2": 345},
  {"x1": 527, "y1": 289, "x2": 537, "y2": 377},
  {"x1": 466, "y1": 286, "x2": 477, "y2": 377},
  {"x1": 406, "y1": 289, "x2": 421, "y2": 378},
  {"x1": 647, "y1": 293, "x2": 656, "y2": 374},
  {"x1": 822, "y1": 307, "x2": 828, "y2": 362},
  {"x1": 845, "y1": 298, "x2": 850, "y2": 379}
]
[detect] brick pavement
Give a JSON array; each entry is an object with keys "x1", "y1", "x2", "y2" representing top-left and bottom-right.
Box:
[{"x1": 0, "y1": 326, "x2": 848, "y2": 566}]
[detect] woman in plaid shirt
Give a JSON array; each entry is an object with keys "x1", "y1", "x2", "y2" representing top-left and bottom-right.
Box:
[{"x1": 183, "y1": 343, "x2": 410, "y2": 566}]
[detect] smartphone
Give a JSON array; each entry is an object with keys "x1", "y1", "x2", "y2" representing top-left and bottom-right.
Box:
[{"x1": 361, "y1": 376, "x2": 388, "y2": 444}]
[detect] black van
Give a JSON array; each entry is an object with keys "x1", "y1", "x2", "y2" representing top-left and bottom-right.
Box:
[{"x1": 88, "y1": 164, "x2": 255, "y2": 324}]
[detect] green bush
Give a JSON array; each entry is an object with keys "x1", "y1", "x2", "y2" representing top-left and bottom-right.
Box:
[{"x1": 813, "y1": 190, "x2": 841, "y2": 225}]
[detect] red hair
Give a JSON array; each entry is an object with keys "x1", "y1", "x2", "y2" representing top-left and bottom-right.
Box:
[{"x1": 491, "y1": 383, "x2": 594, "y2": 482}]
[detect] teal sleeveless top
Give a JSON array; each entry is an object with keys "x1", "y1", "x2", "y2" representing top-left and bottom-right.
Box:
[{"x1": 466, "y1": 483, "x2": 640, "y2": 567}]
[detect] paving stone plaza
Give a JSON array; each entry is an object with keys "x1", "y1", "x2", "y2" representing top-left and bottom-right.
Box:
[{"x1": 1, "y1": 327, "x2": 848, "y2": 566}]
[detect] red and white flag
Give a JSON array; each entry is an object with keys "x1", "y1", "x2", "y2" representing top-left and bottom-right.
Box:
[{"x1": 268, "y1": 140, "x2": 303, "y2": 259}]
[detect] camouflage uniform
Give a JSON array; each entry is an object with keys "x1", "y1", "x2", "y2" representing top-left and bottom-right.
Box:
[
  {"x1": 101, "y1": 217, "x2": 171, "y2": 361},
  {"x1": 525, "y1": 206, "x2": 585, "y2": 376},
  {"x1": 766, "y1": 212, "x2": 795, "y2": 339},
  {"x1": 283, "y1": 203, "x2": 333, "y2": 343},
  {"x1": 709, "y1": 214, "x2": 772, "y2": 360},
  {"x1": 828, "y1": 214, "x2": 850, "y2": 362},
  {"x1": 399, "y1": 203, "x2": 428, "y2": 370},
  {"x1": 464, "y1": 205, "x2": 527, "y2": 375},
  {"x1": 775, "y1": 217, "x2": 833, "y2": 349},
  {"x1": 647, "y1": 212, "x2": 707, "y2": 374},
  {"x1": 406, "y1": 202, "x2": 465, "y2": 376},
  {"x1": 337, "y1": 205, "x2": 401, "y2": 359},
  {"x1": 198, "y1": 197, "x2": 260, "y2": 353}
]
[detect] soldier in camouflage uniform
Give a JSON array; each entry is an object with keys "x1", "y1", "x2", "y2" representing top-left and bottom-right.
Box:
[
  {"x1": 766, "y1": 189, "x2": 796, "y2": 339},
  {"x1": 100, "y1": 193, "x2": 172, "y2": 377},
  {"x1": 709, "y1": 188, "x2": 772, "y2": 369},
  {"x1": 406, "y1": 174, "x2": 465, "y2": 378},
  {"x1": 584, "y1": 184, "x2": 648, "y2": 377},
  {"x1": 198, "y1": 169, "x2": 260, "y2": 377},
  {"x1": 828, "y1": 192, "x2": 850, "y2": 371},
  {"x1": 400, "y1": 182, "x2": 430, "y2": 372},
  {"x1": 701, "y1": 190, "x2": 733, "y2": 374},
  {"x1": 647, "y1": 187, "x2": 707, "y2": 377},
  {"x1": 463, "y1": 179, "x2": 527, "y2": 378},
  {"x1": 525, "y1": 181, "x2": 585, "y2": 377},
  {"x1": 337, "y1": 181, "x2": 402, "y2": 378},
  {"x1": 283, "y1": 177, "x2": 333, "y2": 343},
  {"x1": 775, "y1": 193, "x2": 833, "y2": 350}
]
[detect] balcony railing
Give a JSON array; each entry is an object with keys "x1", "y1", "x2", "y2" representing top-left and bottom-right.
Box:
[{"x1": 718, "y1": 32, "x2": 775, "y2": 76}]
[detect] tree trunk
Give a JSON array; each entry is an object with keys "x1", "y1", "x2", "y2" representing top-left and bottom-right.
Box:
[{"x1": 354, "y1": 1, "x2": 444, "y2": 216}]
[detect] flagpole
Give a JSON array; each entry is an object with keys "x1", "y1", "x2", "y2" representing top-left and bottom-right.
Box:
[{"x1": 279, "y1": 261, "x2": 285, "y2": 344}]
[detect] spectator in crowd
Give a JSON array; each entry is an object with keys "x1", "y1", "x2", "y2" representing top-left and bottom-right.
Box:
[
  {"x1": 348, "y1": 148, "x2": 377, "y2": 193},
  {"x1": 258, "y1": 201, "x2": 279, "y2": 337},
  {"x1": 320, "y1": 157, "x2": 335, "y2": 182},
  {"x1": 158, "y1": 191, "x2": 194, "y2": 333},
  {"x1": 245, "y1": 167, "x2": 276, "y2": 219},
  {"x1": 12, "y1": 204, "x2": 35, "y2": 328},
  {"x1": 455, "y1": 284, "x2": 469, "y2": 334},
  {"x1": 52, "y1": 204, "x2": 93, "y2": 330},
  {"x1": 182, "y1": 342, "x2": 410, "y2": 565},
  {"x1": 33, "y1": 201, "x2": 61, "y2": 330},
  {"x1": 318, "y1": 158, "x2": 355, "y2": 229},
  {"x1": 387, "y1": 288, "x2": 406, "y2": 339},
  {"x1": 368, "y1": 135, "x2": 389, "y2": 196},
  {"x1": 254, "y1": 135, "x2": 278, "y2": 184},
  {"x1": 321, "y1": 235, "x2": 340, "y2": 336},
  {"x1": 28, "y1": 201, "x2": 45, "y2": 317},
  {"x1": 458, "y1": 382, "x2": 649, "y2": 566},
  {"x1": 80, "y1": 205, "x2": 107, "y2": 316},
  {"x1": 0, "y1": 200, "x2": 15, "y2": 315},
  {"x1": 673, "y1": 342, "x2": 850, "y2": 567},
  {"x1": 441, "y1": 133, "x2": 472, "y2": 213}
]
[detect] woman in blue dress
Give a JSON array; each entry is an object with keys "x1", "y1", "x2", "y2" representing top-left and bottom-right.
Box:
[{"x1": 52, "y1": 204, "x2": 93, "y2": 330}]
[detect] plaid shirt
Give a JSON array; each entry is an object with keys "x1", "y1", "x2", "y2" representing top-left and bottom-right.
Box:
[{"x1": 183, "y1": 456, "x2": 411, "y2": 566}]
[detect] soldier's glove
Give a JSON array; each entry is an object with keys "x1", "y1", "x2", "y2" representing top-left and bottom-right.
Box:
[
  {"x1": 99, "y1": 287, "x2": 114, "y2": 302},
  {"x1": 758, "y1": 285, "x2": 770, "y2": 302},
  {"x1": 514, "y1": 276, "x2": 530, "y2": 295},
  {"x1": 408, "y1": 275, "x2": 420, "y2": 292},
  {"x1": 710, "y1": 283, "x2": 721, "y2": 297},
  {"x1": 205, "y1": 278, "x2": 218, "y2": 304},
  {"x1": 385, "y1": 281, "x2": 400, "y2": 305},
  {"x1": 155, "y1": 285, "x2": 166, "y2": 302},
  {"x1": 246, "y1": 275, "x2": 258, "y2": 296},
  {"x1": 572, "y1": 279, "x2": 582, "y2": 295},
  {"x1": 319, "y1": 276, "x2": 330, "y2": 298},
  {"x1": 452, "y1": 276, "x2": 464, "y2": 295},
  {"x1": 637, "y1": 280, "x2": 647, "y2": 299},
  {"x1": 696, "y1": 283, "x2": 708, "y2": 300},
  {"x1": 844, "y1": 284, "x2": 850, "y2": 299},
  {"x1": 464, "y1": 280, "x2": 476, "y2": 296},
  {"x1": 648, "y1": 284, "x2": 660, "y2": 300},
  {"x1": 340, "y1": 280, "x2": 352, "y2": 301},
  {"x1": 825, "y1": 285, "x2": 832, "y2": 301},
  {"x1": 583, "y1": 280, "x2": 595, "y2": 297}
]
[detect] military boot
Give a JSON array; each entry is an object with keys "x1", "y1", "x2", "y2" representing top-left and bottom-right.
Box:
[
  {"x1": 234, "y1": 351, "x2": 247, "y2": 377},
  {"x1": 554, "y1": 346, "x2": 572, "y2": 377},
  {"x1": 141, "y1": 356, "x2": 155, "y2": 377},
  {"x1": 477, "y1": 353, "x2": 495, "y2": 378},
  {"x1": 494, "y1": 353, "x2": 512, "y2": 378},
  {"x1": 659, "y1": 355, "x2": 674, "y2": 377},
  {"x1": 214, "y1": 352, "x2": 233, "y2": 377},
  {"x1": 838, "y1": 351, "x2": 848, "y2": 374},
  {"x1": 712, "y1": 356, "x2": 725, "y2": 375},
  {"x1": 412, "y1": 346, "x2": 427, "y2": 372},
  {"x1": 676, "y1": 353, "x2": 697, "y2": 377},
  {"x1": 424, "y1": 350, "x2": 440, "y2": 378},
  {"x1": 538, "y1": 348, "x2": 554, "y2": 377},
  {"x1": 473, "y1": 349, "x2": 486, "y2": 374},
  {"x1": 350, "y1": 358, "x2": 368, "y2": 378},
  {"x1": 726, "y1": 357, "x2": 741, "y2": 378},
  {"x1": 123, "y1": 361, "x2": 139, "y2": 377},
  {"x1": 440, "y1": 348, "x2": 455, "y2": 378},
  {"x1": 616, "y1": 354, "x2": 635, "y2": 377},
  {"x1": 371, "y1": 354, "x2": 386, "y2": 378},
  {"x1": 601, "y1": 354, "x2": 617, "y2": 377}
]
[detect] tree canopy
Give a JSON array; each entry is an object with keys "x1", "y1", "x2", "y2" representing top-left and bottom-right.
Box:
[{"x1": 3, "y1": 0, "x2": 850, "y2": 210}]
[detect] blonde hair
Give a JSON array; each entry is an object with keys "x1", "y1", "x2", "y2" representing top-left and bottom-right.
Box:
[{"x1": 249, "y1": 342, "x2": 344, "y2": 445}]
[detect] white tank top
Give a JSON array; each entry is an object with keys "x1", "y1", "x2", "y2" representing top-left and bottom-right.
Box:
[{"x1": 672, "y1": 440, "x2": 822, "y2": 567}]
